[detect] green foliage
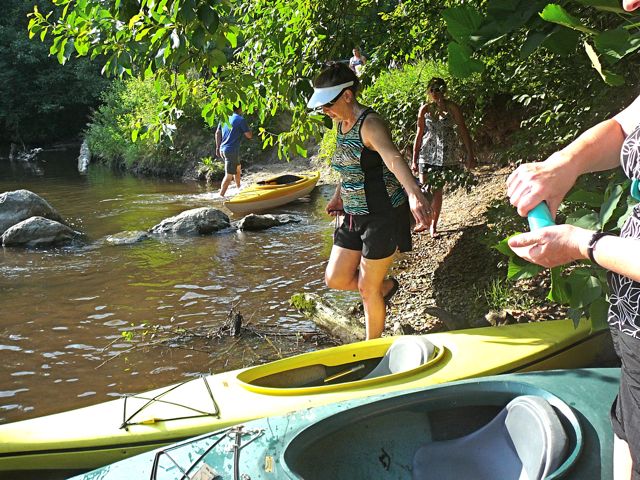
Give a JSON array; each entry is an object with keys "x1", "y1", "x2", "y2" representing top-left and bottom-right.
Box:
[
  {"x1": 85, "y1": 76, "x2": 211, "y2": 175},
  {"x1": 362, "y1": 61, "x2": 450, "y2": 151},
  {"x1": 443, "y1": 1, "x2": 640, "y2": 86},
  {"x1": 0, "y1": 0, "x2": 107, "y2": 143},
  {"x1": 289, "y1": 293, "x2": 316, "y2": 315},
  {"x1": 316, "y1": 124, "x2": 337, "y2": 165},
  {"x1": 481, "y1": 278, "x2": 535, "y2": 312},
  {"x1": 22, "y1": 0, "x2": 640, "y2": 158},
  {"x1": 197, "y1": 155, "x2": 225, "y2": 182}
]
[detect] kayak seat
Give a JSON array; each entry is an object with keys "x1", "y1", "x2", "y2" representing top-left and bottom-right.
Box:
[
  {"x1": 412, "y1": 395, "x2": 568, "y2": 480},
  {"x1": 257, "y1": 174, "x2": 303, "y2": 185},
  {"x1": 363, "y1": 336, "x2": 435, "y2": 379}
]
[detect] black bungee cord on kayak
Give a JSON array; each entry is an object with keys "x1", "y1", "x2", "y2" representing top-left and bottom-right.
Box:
[{"x1": 120, "y1": 376, "x2": 220, "y2": 430}]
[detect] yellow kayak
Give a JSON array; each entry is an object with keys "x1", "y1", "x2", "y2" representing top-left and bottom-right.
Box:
[
  {"x1": 0, "y1": 318, "x2": 611, "y2": 475},
  {"x1": 223, "y1": 171, "x2": 320, "y2": 215}
]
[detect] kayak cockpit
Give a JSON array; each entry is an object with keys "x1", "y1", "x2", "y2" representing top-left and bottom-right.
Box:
[
  {"x1": 236, "y1": 336, "x2": 444, "y2": 395},
  {"x1": 256, "y1": 174, "x2": 305, "y2": 187},
  {"x1": 282, "y1": 382, "x2": 582, "y2": 480}
]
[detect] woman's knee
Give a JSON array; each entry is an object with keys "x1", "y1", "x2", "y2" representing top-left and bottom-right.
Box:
[
  {"x1": 357, "y1": 278, "x2": 381, "y2": 300},
  {"x1": 325, "y1": 270, "x2": 349, "y2": 290}
]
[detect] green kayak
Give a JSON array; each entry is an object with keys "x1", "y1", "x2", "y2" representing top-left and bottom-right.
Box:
[{"x1": 71, "y1": 368, "x2": 619, "y2": 480}]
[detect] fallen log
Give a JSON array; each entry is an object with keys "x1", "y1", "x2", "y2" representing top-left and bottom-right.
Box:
[{"x1": 291, "y1": 293, "x2": 365, "y2": 344}]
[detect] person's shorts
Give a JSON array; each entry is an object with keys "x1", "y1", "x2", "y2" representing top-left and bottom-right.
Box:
[
  {"x1": 333, "y1": 202, "x2": 412, "y2": 260},
  {"x1": 221, "y1": 149, "x2": 240, "y2": 174},
  {"x1": 609, "y1": 328, "x2": 640, "y2": 477}
]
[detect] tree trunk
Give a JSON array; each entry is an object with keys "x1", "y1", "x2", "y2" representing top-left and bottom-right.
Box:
[{"x1": 298, "y1": 293, "x2": 365, "y2": 344}]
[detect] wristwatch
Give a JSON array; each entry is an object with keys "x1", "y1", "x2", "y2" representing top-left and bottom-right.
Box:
[{"x1": 587, "y1": 231, "x2": 615, "y2": 267}]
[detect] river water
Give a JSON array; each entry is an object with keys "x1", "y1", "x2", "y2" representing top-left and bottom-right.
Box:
[{"x1": 0, "y1": 147, "x2": 344, "y2": 425}]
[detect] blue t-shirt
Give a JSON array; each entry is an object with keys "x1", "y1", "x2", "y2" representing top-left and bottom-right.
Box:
[{"x1": 219, "y1": 113, "x2": 250, "y2": 153}]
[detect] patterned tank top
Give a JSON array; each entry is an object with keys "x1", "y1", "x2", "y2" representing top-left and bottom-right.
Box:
[
  {"x1": 609, "y1": 121, "x2": 640, "y2": 338},
  {"x1": 332, "y1": 109, "x2": 406, "y2": 215},
  {"x1": 418, "y1": 109, "x2": 462, "y2": 167}
]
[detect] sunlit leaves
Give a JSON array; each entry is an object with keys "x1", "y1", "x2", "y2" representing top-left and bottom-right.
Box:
[
  {"x1": 539, "y1": 4, "x2": 597, "y2": 35},
  {"x1": 443, "y1": 6, "x2": 482, "y2": 45},
  {"x1": 447, "y1": 42, "x2": 484, "y2": 78},
  {"x1": 584, "y1": 40, "x2": 625, "y2": 86}
]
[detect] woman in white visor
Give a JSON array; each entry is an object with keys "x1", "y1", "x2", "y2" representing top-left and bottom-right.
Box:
[{"x1": 308, "y1": 62, "x2": 432, "y2": 339}]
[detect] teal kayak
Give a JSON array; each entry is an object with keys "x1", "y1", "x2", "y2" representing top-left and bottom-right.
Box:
[{"x1": 72, "y1": 368, "x2": 619, "y2": 480}]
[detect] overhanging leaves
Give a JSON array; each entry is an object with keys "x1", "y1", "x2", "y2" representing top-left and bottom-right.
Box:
[
  {"x1": 540, "y1": 4, "x2": 598, "y2": 34},
  {"x1": 447, "y1": 42, "x2": 485, "y2": 78}
]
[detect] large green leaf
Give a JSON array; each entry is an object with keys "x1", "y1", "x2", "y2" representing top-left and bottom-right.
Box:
[
  {"x1": 507, "y1": 256, "x2": 544, "y2": 281},
  {"x1": 589, "y1": 297, "x2": 610, "y2": 331},
  {"x1": 543, "y1": 27, "x2": 580, "y2": 55},
  {"x1": 548, "y1": 266, "x2": 571, "y2": 304},
  {"x1": 565, "y1": 208, "x2": 602, "y2": 229},
  {"x1": 617, "y1": 198, "x2": 640, "y2": 229},
  {"x1": 520, "y1": 30, "x2": 549, "y2": 58},
  {"x1": 540, "y1": 4, "x2": 598, "y2": 34},
  {"x1": 493, "y1": 236, "x2": 515, "y2": 256},
  {"x1": 584, "y1": 41, "x2": 625, "y2": 86},
  {"x1": 565, "y1": 188, "x2": 604, "y2": 207},
  {"x1": 447, "y1": 42, "x2": 485, "y2": 78},
  {"x1": 443, "y1": 6, "x2": 483, "y2": 45},
  {"x1": 573, "y1": 0, "x2": 626, "y2": 13},
  {"x1": 595, "y1": 28, "x2": 640, "y2": 65},
  {"x1": 565, "y1": 270, "x2": 603, "y2": 326},
  {"x1": 600, "y1": 183, "x2": 624, "y2": 226}
]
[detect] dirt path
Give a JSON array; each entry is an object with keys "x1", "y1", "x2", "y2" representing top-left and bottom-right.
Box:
[{"x1": 387, "y1": 165, "x2": 510, "y2": 334}]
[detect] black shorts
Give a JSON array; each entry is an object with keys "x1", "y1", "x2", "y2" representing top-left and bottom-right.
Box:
[
  {"x1": 222, "y1": 150, "x2": 240, "y2": 174},
  {"x1": 333, "y1": 202, "x2": 412, "y2": 260},
  {"x1": 610, "y1": 328, "x2": 640, "y2": 477}
]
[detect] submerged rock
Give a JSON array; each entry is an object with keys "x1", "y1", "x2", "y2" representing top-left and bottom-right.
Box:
[
  {"x1": 105, "y1": 231, "x2": 150, "y2": 245},
  {"x1": 236, "y1": 214, "x2": 302, "y2": 231},
  {"x1": 149, "y1": 207, "x2": 230, "y2": 235},
  {"x1": 0, "y1": 189, "x2": 65, "y2": 235},
  {"x1": 1, "y1": 216, "x2": 80, "y2": 247}
]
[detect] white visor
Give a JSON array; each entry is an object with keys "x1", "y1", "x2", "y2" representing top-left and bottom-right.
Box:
[{"x1": 307, "y1": 81, "x2": 354, "y2": 109}]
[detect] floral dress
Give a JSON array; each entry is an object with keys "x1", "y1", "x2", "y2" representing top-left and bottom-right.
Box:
[{"x1": 418, "y1": 107, "x2": 475, "y2": 192}]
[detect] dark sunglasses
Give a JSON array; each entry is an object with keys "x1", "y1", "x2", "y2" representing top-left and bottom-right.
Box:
[
  {"x1": 428, "y1": 85, "x2": 445, "y2": 93},
  {"x1": 323, "y1": 88, "x2": 347, "y2": 108}
]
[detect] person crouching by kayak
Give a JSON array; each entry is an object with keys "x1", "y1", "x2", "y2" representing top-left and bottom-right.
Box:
[
  {"x1": 216, "y1": 104, "x2": 253, "y2": 197},
  {"x1": 307, "y1": 62, "x2": 432, "y2": 340}
]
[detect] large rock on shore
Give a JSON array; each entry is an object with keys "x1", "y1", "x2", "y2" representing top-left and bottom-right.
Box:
[
  {"x1": 149, "y1": 207, "x2": 230, "y2": 235},
  {"x1": 0, "y1": 189, "x2": 65, "y2": 235},
  {"x1": 1, "y1": 216, "x2": 80, "y2": 247},
  {"x1": 236, "y1": 214, "x2": 302, "y2": 231}
]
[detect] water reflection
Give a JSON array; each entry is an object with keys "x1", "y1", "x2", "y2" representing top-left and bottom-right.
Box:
[{"x1": 0, "y1": 149, "x2": 350, "y2": 425}]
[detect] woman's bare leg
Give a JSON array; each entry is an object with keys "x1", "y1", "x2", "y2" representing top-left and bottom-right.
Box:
[
  {"x1": 234, "y1": 165, "x2": 241, "y2": 189},
  {"x1": 325, "y1": 245, "x2": 361, "y2": 292},
  {"x1": 430, "y1": 189, "x2": 443, "y2": 237},
  {"x1": 358, "y1": 254, "x2": 395, "y2": 340}
]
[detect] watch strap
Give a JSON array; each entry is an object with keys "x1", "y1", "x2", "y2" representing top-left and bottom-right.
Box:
[{"x1": 587, "y1": 231, "x2": 615, "y2": 266}]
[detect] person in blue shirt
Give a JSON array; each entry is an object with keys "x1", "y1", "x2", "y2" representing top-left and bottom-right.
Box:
[{"x1": 216, "y1": 105, "x2": 252, "y2": 197}]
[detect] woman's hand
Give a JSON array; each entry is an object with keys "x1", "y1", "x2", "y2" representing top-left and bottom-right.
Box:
[
  {"x1": 507, "y1": 225, "x2": 592, "y2": 268},
  {"x1": 326, "y1": 195, "x2": 344, "y2": 216},
  {"x1": 506, "y1": 152, "x2": 578, "y2": 218},
  {"x1": 407, "y1": 192, "x2": 432, "y2": 232},
  {"x1": 411, "y1": 160, "x2": 419, "y2": 174}
]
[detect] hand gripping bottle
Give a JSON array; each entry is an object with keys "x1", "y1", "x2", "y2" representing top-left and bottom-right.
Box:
[{"x1": 527, "y1": 202, "x2": 555, "y2": 230}]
